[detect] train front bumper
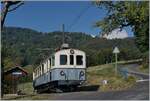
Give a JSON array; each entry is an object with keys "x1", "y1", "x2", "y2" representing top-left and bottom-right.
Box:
[{"x1": 51, "y1": 68, "x2": 86, "y2": 81}]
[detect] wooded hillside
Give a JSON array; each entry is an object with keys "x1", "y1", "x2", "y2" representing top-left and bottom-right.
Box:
[{"x1": 2, "y1": 27, "x2": 142, "y2": 69}]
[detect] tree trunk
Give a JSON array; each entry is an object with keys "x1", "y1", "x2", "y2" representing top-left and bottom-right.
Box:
[{"x1": 1, "y1": 2, "x2": 10, "y2": 29}]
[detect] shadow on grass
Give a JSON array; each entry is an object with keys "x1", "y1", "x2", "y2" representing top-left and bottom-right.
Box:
[
  {"x1": 41, "y1": 85, "x2": 100, "y2": 94},
  {"x1": 76, "y1": 85, "x2": 100, "y2": 92}
]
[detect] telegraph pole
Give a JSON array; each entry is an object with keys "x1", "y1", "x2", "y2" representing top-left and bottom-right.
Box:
[
  {"x1": 61, "y1": 24, "x2": 69, "y2": 49},
  {"x1": 62, "y1": 24, "x2": 65, "y2": 44}
]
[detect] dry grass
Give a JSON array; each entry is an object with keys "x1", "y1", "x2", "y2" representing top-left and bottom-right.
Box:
[
  {"x1": 87, "y1": 64, "x2": 136, "y2": 91},
  {"x1": 139, "y1": 65, "x2": 149, "y2": 74},
  {"x1": 18, "y1": 82, "x2": 34, "y2": 94}
]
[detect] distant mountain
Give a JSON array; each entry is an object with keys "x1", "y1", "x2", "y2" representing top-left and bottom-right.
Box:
[{"x1": 2, "y1": 27, "x2": 142, "y2": 68}]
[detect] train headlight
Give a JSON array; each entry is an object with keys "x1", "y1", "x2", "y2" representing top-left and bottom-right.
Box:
[
  {"x1": 60, "y1": 71, "x2": 65, "y2": 76},
  {"x1": 80, "y1": 71, "x2": 84, "y2": 76},
  {"x1": 70, "y1": 49, "x2": 74, "y2": 54}
]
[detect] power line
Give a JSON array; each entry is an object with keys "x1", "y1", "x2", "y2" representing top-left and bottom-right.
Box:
[{"x1": 67, "y1": 3, "x2": 92, "y2": 31}]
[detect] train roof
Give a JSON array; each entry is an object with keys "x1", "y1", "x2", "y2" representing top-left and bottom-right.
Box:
[
  {"x1": 55, "y1": 48, "x2": 85, "y2": 53},
  {"x1": 34, "y1": 48, "x2": 85, "y2": 71}
]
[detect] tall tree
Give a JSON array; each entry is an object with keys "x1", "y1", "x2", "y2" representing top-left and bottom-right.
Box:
[
  {"x1": 94, "y1": 1, "x2": 149, "y2": 53},
  {"x1": 1, "y1": 1, "x2": 24, "y2": 98},
  {"x1": 1, "y1": 1, "x2": 24, "y2": 29}
]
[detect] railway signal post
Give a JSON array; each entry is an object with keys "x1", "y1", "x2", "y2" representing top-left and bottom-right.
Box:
[{"x1": 113, "y1": 46, "x2": 120, "y2": 76}]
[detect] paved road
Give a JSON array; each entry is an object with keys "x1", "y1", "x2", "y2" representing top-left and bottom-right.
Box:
[
  {"x1": 47, "y1": 81, "x2": 149, "y2": 100},
  {"x1": 43, "y1": 64, "x2": 149, "y2": 100},
  {"x1": 119, "y1": 64, "x2": 149, "y2": 79}
]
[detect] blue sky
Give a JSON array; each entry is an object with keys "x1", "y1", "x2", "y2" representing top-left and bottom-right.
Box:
[{"x1": 4, "y1": 1, "x2": 133, "y2": 37}]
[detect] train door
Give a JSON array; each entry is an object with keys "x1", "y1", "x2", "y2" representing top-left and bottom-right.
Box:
[{"x1": 68, "y1": 54, "x2": 77, "y2": 80}]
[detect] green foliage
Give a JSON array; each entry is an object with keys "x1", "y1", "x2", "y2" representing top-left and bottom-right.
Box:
[
  {"x1": 141, "y1": 51, "x2": 149, "y2": 69},
  {"x1": 94, "y1": 1, "x2": 149, "y2": 53},
  {"x1": 18, "y1": 82, "x2": 34, "y2": 95},
  {"x1": 2, "y1": 27, "x2": 93, "y2": 67},
  {"x1": 88, "y1": 64, "x2": 115, "y2": 77},
  {"x1": 126, "y1": 76, "x2": 136, "y2": 82},
  {"x1": 2, "y1": 26, "x2": 142, "y2": 73},
  {"x1": 2, "y1": 27, "x2": 142, "y2": 69},
  {"x1": 81, "y1": 37, "x2": 142, "y2": 66}
]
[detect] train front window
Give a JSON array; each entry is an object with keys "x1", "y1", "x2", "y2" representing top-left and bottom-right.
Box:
[
  {"x1": 70, "y1": 55, "x2": 74, "y2": 65},
  {"x1": 76, "y1": 55, "x2": 83, "y2": 65},
  {"x1": 60, "y1": 55, "x2": 67, "y2": 65}
]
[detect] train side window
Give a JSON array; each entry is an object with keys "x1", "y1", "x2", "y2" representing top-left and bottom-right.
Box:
[
  {"x1": 47, "y1": 61, "x2": 48, "y2": 71},
  {"x1": 34, "y1": 70, "x2": 35, "y2": 77},
  {"x1": 60, "y1": 55, "x2": 67, "y2": 65},
  {"x1": 76, "y1": 55, "x2": 83, "y2": 65},
  {"x1": 42, "y1": 64, "x2": 44, "y2": 74},
  {"x1": 37, "y1": 69, "x2": 38, "y2": 77},
  {"x1": 36, "y1": 70, "x2": 38, "y2": 77},
  {"x1": 70, "y1": 55, "x2": 74, "y2": 65},
  {"x1": 38, "y1": 68, "x2": 39, "y2": 77},
  {"x1": 39, "y1": 67, "x2": 41, "y2": 76},
  {"x1": 36, "y1": 70, "x2": 37, "y2": 77},
  {"x1": 52, "y1": 56, "x2": 55, "y2": 66},
  {"x1": 49, "y1": 58, "x2": 51, "y2": 68}
]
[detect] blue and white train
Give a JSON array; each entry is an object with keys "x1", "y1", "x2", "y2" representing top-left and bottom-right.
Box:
[{"x1": 33, "y1": 45, "x2": 86, "y2": 93}]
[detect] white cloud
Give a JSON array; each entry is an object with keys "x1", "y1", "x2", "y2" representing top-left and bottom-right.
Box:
[
  {"x1": 102, "y1": 28, "x2": 128, "y2": 39},
  {"x1": 91, "y1": 34, "x2": 96, "y2": 38}
]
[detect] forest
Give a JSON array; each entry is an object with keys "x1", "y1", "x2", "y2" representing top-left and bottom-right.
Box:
[{"x1": 2, "y1": 27, "x2": 142, "y2": 70}]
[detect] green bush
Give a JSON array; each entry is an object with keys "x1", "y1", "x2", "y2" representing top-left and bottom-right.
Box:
[
  {"x1": 142, "y1": 51, "x2": 149, "y2": 69},
  {"x1": 126, "y1": 76, "x2": 136, "y2": 83}
]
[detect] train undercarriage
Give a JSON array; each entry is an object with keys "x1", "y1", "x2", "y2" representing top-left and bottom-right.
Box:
[{"x1": 34, "y1": 80, "x2": 84, "y2": 93}]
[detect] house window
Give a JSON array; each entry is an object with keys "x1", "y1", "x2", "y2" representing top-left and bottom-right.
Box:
[
  {"x1": 76, "y1": 55, "x2": 83, "y2": 65},
  {"x1": 60, "y1": 55, "x2": 67, "y2": 65}
]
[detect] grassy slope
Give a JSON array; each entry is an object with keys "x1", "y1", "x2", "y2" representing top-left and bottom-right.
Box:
[
  {"x1": 139, "y1": 65, "x2": 149, "y2": 74},
  {"x1": 87, "y1": 64, "x2": 136, "y2": 91},
  {"x1": 18, "y1": 82, "x2": 34, "y2": 94}
]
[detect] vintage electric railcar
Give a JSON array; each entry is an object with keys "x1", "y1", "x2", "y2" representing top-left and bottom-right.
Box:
[{"x1": 33, "y1": 47, "x2": 86, "y2": 93}]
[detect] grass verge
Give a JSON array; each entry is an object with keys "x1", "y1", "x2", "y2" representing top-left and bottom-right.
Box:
[
  {"x1": 87, "y1": 64, "x2": 136, "y2": 91},
  {"x1": 18, "y1": 82, "x2": 34, "y2": 94}
]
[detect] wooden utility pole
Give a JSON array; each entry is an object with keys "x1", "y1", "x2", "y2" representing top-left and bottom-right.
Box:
[{"x1": 62, "y1": 24, "x2": 65, "y2": 44}]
